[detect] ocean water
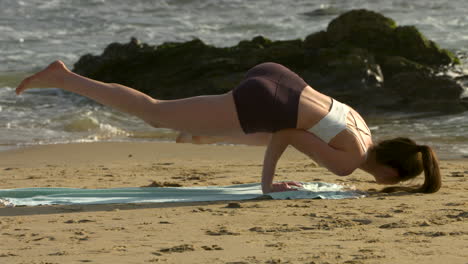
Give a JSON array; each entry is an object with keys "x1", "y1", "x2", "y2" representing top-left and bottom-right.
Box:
[{"x1": 0, "y1": 0, "x2": 467, "y2": 158}]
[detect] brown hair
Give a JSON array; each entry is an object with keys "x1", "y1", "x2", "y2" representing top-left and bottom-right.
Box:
[{"x1": 370, "y1": 137, "x2": 441, "y2": 193}]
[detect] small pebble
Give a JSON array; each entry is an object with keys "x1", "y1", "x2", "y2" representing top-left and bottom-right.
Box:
[
  {"x1": 226, "y1": 202, "x2": 241, "y2": 208},
  {"x1": 419, "y1": 220, "x2": 431, "y2": 227}
]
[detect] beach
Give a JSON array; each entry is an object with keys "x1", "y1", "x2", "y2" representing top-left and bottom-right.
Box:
[
  {"x1": 1, "y1": 1, "x2": 468, "y2": 263},
  {"x1": 1, "y1": 142, "x2": 467, "y2": 263}
]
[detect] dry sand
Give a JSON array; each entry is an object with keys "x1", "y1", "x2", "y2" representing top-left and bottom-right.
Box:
[{"x1": 0, "y1": 142, "x2": 467, "y2": 264}]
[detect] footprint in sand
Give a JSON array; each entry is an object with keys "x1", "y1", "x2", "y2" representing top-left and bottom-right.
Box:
[
  {"x1": 157, "y1": 244, "x2": 195, "y2": 254},
  {"x1": 206, "y1": 226, "x2": 240, "y2": 236},
  {"x1": 265, "y1": 242, "x2": 286, "y2": 249},
  {"x1": 201, "y1": 245, "x2": 223, "y2": 251},
  {"x1": 379, "y1": 221, "x2": 409, "y2": 229},
  {"x1": 249, "y1": 225, "x2": 302, "y2": 233},
  {"x1": 48, "y1": 251, "x2": 67, "y2": 256},
  {"x1": 64, "y1": 219, "x2": 96, "y2": 224}
]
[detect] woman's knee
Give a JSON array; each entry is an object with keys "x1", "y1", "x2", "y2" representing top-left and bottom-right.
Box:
[{"x1": 141, "y1": 99, "x2": 166, "y2": 128}]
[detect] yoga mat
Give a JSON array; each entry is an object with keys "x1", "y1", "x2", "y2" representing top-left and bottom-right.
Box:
[{"x1": 0, "y1": 182, "x2": 365, "y2": 207}]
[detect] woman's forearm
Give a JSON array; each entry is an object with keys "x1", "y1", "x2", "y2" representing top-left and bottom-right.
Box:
[
  {"x1": 261, "y1": 149, "x2": 277, "y2": 193},
  {"x1": 261, "y1": 131, "x2": 291, "y2": 193}
]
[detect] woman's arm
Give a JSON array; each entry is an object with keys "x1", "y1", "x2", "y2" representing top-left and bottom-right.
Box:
[
  {"x1": 261, "y1": 130, "x2": 293, "y2": 193},
  {"x1": 261, "y1": 128, "x2": 363, "y2": 193},
  {"x1": 288, "y1": 129, "x2": 363, "y2": 176}
]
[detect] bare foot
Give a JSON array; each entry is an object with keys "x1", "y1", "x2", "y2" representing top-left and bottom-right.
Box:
[{"x1": 16, "y1": 60, "x2": 71, "y2": 95}]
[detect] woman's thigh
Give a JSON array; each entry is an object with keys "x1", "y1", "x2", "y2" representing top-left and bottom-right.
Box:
[{"x1": 154, "y1": 92, "x2": 244, "y2": 136}]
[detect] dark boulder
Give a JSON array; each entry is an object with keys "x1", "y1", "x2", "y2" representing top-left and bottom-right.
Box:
[
  {"x1": 393, "y1": 26, "x2": 459, "y2": 66},
  {"x1": 386, "y1": 71, "x2": 466, "y2": 113},
  {"x1": 326, "y1": 9, "x2": 398, "y2": 54},
  {"x1": 73, "y1": 9, "x2": 466, "y2": 116}
]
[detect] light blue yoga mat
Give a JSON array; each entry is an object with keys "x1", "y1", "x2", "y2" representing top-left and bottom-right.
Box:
[{"x1": 0, "y1": 182, "x2": 365, "y2": 207}]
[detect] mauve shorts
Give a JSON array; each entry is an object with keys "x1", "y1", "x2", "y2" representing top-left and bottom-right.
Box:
[{"x1": 232, "y1": 62, "x2": 308, "y2": 134}]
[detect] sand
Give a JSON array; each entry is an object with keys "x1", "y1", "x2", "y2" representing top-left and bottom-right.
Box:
[{"x1": 0, "y1": 141, "x2": 467, "y2": 264}]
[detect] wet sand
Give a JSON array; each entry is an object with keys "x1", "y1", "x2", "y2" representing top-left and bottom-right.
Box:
[{"x1": 0, "y1": 142, "x2": 467, "y2": 263}]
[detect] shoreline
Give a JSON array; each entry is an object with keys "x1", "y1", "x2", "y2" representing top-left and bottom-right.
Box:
[
  {"x1": 0, "y1": 139, "x2": 466, "y2": 160},
  {"x1": 1, "y1": 141, "x2": 467, "y2": 263}
]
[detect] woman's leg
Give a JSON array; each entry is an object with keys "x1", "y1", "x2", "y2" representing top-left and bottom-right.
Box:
[
  {"x1": 176, "y1": 132, "x2": 272, "y2": 146},
  {"x1": 16, "y1": 61, "x2": 244, "y2": 136},
  {"x1": 154, "y1": 93, "x2": 243, "y2": 136}
]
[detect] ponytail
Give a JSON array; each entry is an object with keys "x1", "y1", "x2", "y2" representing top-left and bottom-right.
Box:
[
  {"x1": 416, "y1": 145, "x2": 441, "y2": 193},
  {"x1": 376, "y1": 138, "x2": 442, "y2": 194}
]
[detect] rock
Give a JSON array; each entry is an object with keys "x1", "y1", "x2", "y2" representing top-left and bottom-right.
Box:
[
  {"x1": 73, "y1": 9, "x2": 467, "y2": 116},
  {"x1": 159, "y1": 244, "x2": 194, "y2": 253},
  {"x1": 303, "y1": 47, "x2": 387, "y2": 114},
  {"x1": 325, "y1": 9, "x2": 459, "y2": 66},
  {"x1": 226, "y1": 202, "x2": 242, "y2": 208},
  {"x1": 326, "y1": 9, "x2": 398, "y2": 54},
  {"x1": 385, "y1": 71, "x2": 466, "y2": 113},
  {"x1": 394, "y1": 26, "x2": 459, "y2": 66},
  {"x1": 303, "y1": 31, "x2": 329, "y2": 49},
  {"x1": 379, "y1": 56, "x2": 430, "y2": 78}
]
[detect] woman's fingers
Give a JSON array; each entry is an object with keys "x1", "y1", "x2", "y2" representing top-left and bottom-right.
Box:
[
  {"x1": 286, "y1": 181, "x2": 303, "y2": 187},
  {"x1": 271, "y1": 182, "x2": 301, "y2": 192}
]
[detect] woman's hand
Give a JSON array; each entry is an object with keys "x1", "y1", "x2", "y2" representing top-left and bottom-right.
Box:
[{"x1": 269, "y1": 181, "x2": 303, "y2": 193}]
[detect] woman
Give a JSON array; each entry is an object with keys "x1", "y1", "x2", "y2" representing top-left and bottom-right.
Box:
[{"x1": 16, "y1": 61, "x2": 441, "y2": 194}]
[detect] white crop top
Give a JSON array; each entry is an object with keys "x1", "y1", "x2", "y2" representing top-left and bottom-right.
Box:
[{"x1": 307, "y1": 98, "x2": 350, "y2": 144}]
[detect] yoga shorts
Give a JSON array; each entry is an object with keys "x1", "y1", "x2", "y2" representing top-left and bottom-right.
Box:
[{"x1": 232, "y1": 62, "x2": 308, "y2": 134}]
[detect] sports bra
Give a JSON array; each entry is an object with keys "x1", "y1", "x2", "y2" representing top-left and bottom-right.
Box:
[{"x1": 307, "y1": 98, "x2": 369, "y2": 152}]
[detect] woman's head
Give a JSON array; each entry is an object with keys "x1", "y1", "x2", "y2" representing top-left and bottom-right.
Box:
[{"x1": 369, "y1": 137, "x2": 441, "y2": 193}]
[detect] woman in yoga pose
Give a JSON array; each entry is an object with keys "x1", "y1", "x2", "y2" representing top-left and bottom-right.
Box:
[{"x1": 16, "y1": 61, "x2": 441, "y2": 194}]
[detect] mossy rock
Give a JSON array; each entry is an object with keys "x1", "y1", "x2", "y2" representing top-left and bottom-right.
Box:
[
  {"x1": 304, "y1": 31, "x2": 329, "y2": 49},
  {"x1": 386, "y1": 71, "x2": 465, "y2": 113},
  {"x1": 327, "y1": 9, "x2": 397, "y2": 53},
  {"x1": 258, "y1": 39, "x2": 304, "y2": 68},
  {"x1": 378, "y1": 55, "x2": 431, "y2": 78},
  {"x1": 72, "y1": 9, "x2": 465, "y2": 115},
  {"x1": 394, "y1": 26, "x2": 460, "y2": 66},
  {"x1": 315, "y1": 47, "x2": 381, "y2": 80},
  {"x1": 325, "y1": 10, "x2": 459, "y2": 66},
  {"x1": 236, "y1": 35, "x2": 273, "y2": 50}
]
